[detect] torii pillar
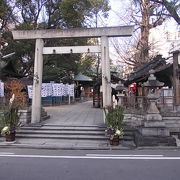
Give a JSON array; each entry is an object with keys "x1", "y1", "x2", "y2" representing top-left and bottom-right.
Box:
[
  {"x1": 101, "y1": 36, "x2": 111, "y2": 106},
  {"x1": 31, "y1": 39, "x2": 44, "y2": 123},
  {"x1": 12, "y1": 26, "x2": 133, "y2": 123}
]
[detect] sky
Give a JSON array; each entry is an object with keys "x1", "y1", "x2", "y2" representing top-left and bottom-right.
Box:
[
  {"x1": 107, "y1": 0, "x2": 124, "y2": 26},
  {"x1": 104, "y1": 0, "x2": 132, "y2": 64},
  {"x1": 100, "y1": 0, "x2": 130, "y2": 27}
]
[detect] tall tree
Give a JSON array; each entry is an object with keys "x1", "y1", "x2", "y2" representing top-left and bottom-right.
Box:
[
  {"x1": 1, "y1": 0, "x2": 110, "y2": 81},
  {"x1": 0, "y1": 0, "x2": 17, "y2": 31},
  {"x1": 113, "y1": 0, "x2": 175, "y2": 71}
]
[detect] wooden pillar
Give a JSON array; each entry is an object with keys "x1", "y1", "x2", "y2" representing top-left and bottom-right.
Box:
[
  {"x1": 101, "y1": 36, "x2": 112, "y2": 107},
  {"x1": 173, "y1": 51, "x2": 180, "y2": 110},
  {"x1": 31, "y1": 39, "x2": 44, "y2": 123}
]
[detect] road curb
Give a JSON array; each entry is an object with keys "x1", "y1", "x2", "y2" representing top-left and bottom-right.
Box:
[
  {"x1": 136, "y1": 146, "x2": 180, "y2": 150},
  {"x1": 0, "y1": 143, "x2": 179, "y2": 150},
  {"x1": 0, "y1": 143, "x2": 135, "y2": 150}
]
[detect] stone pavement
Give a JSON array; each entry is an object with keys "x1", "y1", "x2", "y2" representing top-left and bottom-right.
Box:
[
  {"x1": 0, "y1": 101, "x2": 133, "y2": 150},
  {"x1": 43, "y1": 100, "x2": 105, "y2": 126}
]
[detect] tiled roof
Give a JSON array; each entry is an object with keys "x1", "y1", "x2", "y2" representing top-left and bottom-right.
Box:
[{"x1": 74, "y1": 73, "x2": 92, "y2": 81}]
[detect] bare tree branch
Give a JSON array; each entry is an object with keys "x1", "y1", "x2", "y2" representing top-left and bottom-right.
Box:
[{"x1": 150, "y1": 0, "x2": 180, "y2": 24}]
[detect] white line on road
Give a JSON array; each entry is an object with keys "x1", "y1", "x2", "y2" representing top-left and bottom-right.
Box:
[
  {"x1": 0, "y1": 152, "x2": 15, "y2": 155},
  {"x1": 0, "y1": 154, "x2": 180, "y2": 160},
  {"x1": 86, "y1": 154, "x2": 164, "y2": 157}
]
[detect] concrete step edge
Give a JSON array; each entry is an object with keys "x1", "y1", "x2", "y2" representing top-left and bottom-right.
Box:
[
  {"x1": 42, "y1": 124, "x2": 106, "y2": 128},
  {"x1": 20, "y1": 127, "x2": 106, "y2": 132},
  {"x1": 19, "y1": 128, "x2": 105, "y2": 131},
  {"x1": 164, "y1": 121, "x2": 180, "y2": 123},
  {"x1": 17, "y1": 130, "x2": 105, "y2": 136},
  {"x1": 16, "y1": 134, "x2": 108, "y2": 140},
  {"x1": 15, "y1": 134, "x2": 134, "y2": 141},
  {"x1": 163, "y1": 117, "x2": 180, "y2": 119}
]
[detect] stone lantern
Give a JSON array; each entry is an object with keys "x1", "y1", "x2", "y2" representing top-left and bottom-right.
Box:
[
  {"x1": 115, "y1": 81, "x2": 126, "y2": 106},
  {"x1": 141, "y1": 70, "x2": 170, "y2": 137},
  {"x1": 143, "y1": 70, "x2": 164, "y2": 121},
  {"x1": 134, "y1": 70, "x2": 176, "y2": 146}
]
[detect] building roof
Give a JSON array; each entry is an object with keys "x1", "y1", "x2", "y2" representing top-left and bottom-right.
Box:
[
  {"x1": 74, "y1": 73, "x2": 93, "y2": 82},
  {"x1": 125, "y1": 55, "x2": 173, "y2": 87}
]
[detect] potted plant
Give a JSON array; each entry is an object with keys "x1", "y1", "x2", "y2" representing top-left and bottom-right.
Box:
[
  {"x1": 0, "y1": 94, "x2": 21, "y2": 142},
  {"x1": 104, "y1": 105, "x2": 124, "y2": 145}
]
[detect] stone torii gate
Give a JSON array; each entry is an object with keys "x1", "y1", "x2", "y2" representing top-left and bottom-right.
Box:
[{"x1": 12, "y1": 26, "x2": 133, "y2": 123}]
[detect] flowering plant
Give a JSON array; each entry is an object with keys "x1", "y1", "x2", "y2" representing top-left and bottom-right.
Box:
[
  {"x1": 0, "y1": 94, "x2": 21, "y2": 135},
  {"x1": 105, "y1": 128, "x2": 124, "y2": 140}
]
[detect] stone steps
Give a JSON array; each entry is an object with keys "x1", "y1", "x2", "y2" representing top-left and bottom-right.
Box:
[
  {"x1": 165, "y1": 123, "x2": 180, "y2": 128},
  {"x1": 163, "y1": 117, "x2": 180, "y2": 121},
  {"x1": 16, "y1": 125, "x2": 107, "y2": 141},
  {"x1": 16, "y1": 125, "x2": 135, "y2": 142},
  {"x1": 162, "y1": 112, "x2": 180, "y2": 117},
  {"x1": 163, "y1": 117, "x2": 180, "y2": 132}
]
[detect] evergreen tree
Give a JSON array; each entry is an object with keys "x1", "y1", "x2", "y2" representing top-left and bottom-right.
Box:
[{"x1": 0, "y1": 0, "x2": 110, "y2": 82}]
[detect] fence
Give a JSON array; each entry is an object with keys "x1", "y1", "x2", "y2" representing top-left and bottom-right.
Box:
[{"x1": 119, "y1": 94, "x2": 175, "y2": 114}]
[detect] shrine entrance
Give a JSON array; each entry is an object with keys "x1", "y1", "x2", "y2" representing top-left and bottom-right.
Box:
[{"x1": 12, "y1": 26, "x2": 133, "y2": 124}]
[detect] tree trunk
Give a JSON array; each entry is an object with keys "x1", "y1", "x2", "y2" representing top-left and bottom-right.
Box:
[{"x1": 139, "y1": 0, "x2": 150, "y2": 66}]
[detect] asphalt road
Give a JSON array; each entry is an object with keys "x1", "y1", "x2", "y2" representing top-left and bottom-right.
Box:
[{"x1": 0, "y1": 148, "x2": 180, "y2": 180}]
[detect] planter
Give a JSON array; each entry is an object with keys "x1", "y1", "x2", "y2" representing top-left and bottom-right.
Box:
[
  {"x1": 5, "y1": 131, "x2": 16, "y2": 142},
  {"x1": 109, "y1": 136, "x2": 120, "y2": 146}
]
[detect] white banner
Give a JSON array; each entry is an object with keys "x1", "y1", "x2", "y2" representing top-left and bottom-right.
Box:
[{"x1": 27, "y1": 83, "x2": 74, "y2": 98}]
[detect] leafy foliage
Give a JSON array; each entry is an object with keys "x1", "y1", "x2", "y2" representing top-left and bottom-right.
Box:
[
  {"x1": 104, "y1": 105, "x2": 124, "y2": 130},
  {"x1": 78, "y1": 54, "x2": 96, "y2": 78},
  {"x1": 0, "y1": 0, "x2": 16, "y2": 31},
  {"x1": 0, "y1": 0, "x2": 110, "y2": 81},
  {"x1": 0, "y1": 94, "x2": 21, "y2": 134},
  {"x1": 0, "y1": 105, "x2": 20, "y2": 129}
]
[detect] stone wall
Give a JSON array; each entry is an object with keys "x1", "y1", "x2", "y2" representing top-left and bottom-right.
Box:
[
  {"x1": 124, "y1": 112, "x2": 180, "y2": 134},
  {"x1": 124, "y1": 113, "x2": 144, "y2": 127},
  {"x1": 19, "y1": 109, "x2": 31, "y2": 125}
]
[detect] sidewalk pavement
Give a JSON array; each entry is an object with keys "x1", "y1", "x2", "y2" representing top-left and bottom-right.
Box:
[
  {"x1": 0, "y1": 138, "x2": 179, "y2": 150},
  {"x1": 0, "y1": 138, "x2": 134, "y2": 150}
]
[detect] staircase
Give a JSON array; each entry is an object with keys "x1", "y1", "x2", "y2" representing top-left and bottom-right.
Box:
[
  {"x1": 16, "y1": 125, "x2": 108, "y2": 148},
  {"x1": 17, "y1": 125, "x2": 107, "y2": 140},
  {"x1": 16, "y1": 125, "x2": 136, "y2": 148},
  {"x1": 163, "y1": 116, "x2": 180, "y2": 133},
  {"x1": 121, "y1": 127, "x2": 136, "y2": 147}
]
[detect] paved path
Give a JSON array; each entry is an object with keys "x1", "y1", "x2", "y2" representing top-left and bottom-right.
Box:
[{"x1": 43, "y1": 101, "x2": 104, "y2": 126}]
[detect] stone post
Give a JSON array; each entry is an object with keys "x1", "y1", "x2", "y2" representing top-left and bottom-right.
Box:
[
  {"x1": 173, "y1": 51, "x2": 180, "y2": 111},
  {"x1": 31, "y1": 39, "x2": 44, "y2": 123},
  {"x1": 101, "y1": 36, "x2": 111, "y2": 107}
]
